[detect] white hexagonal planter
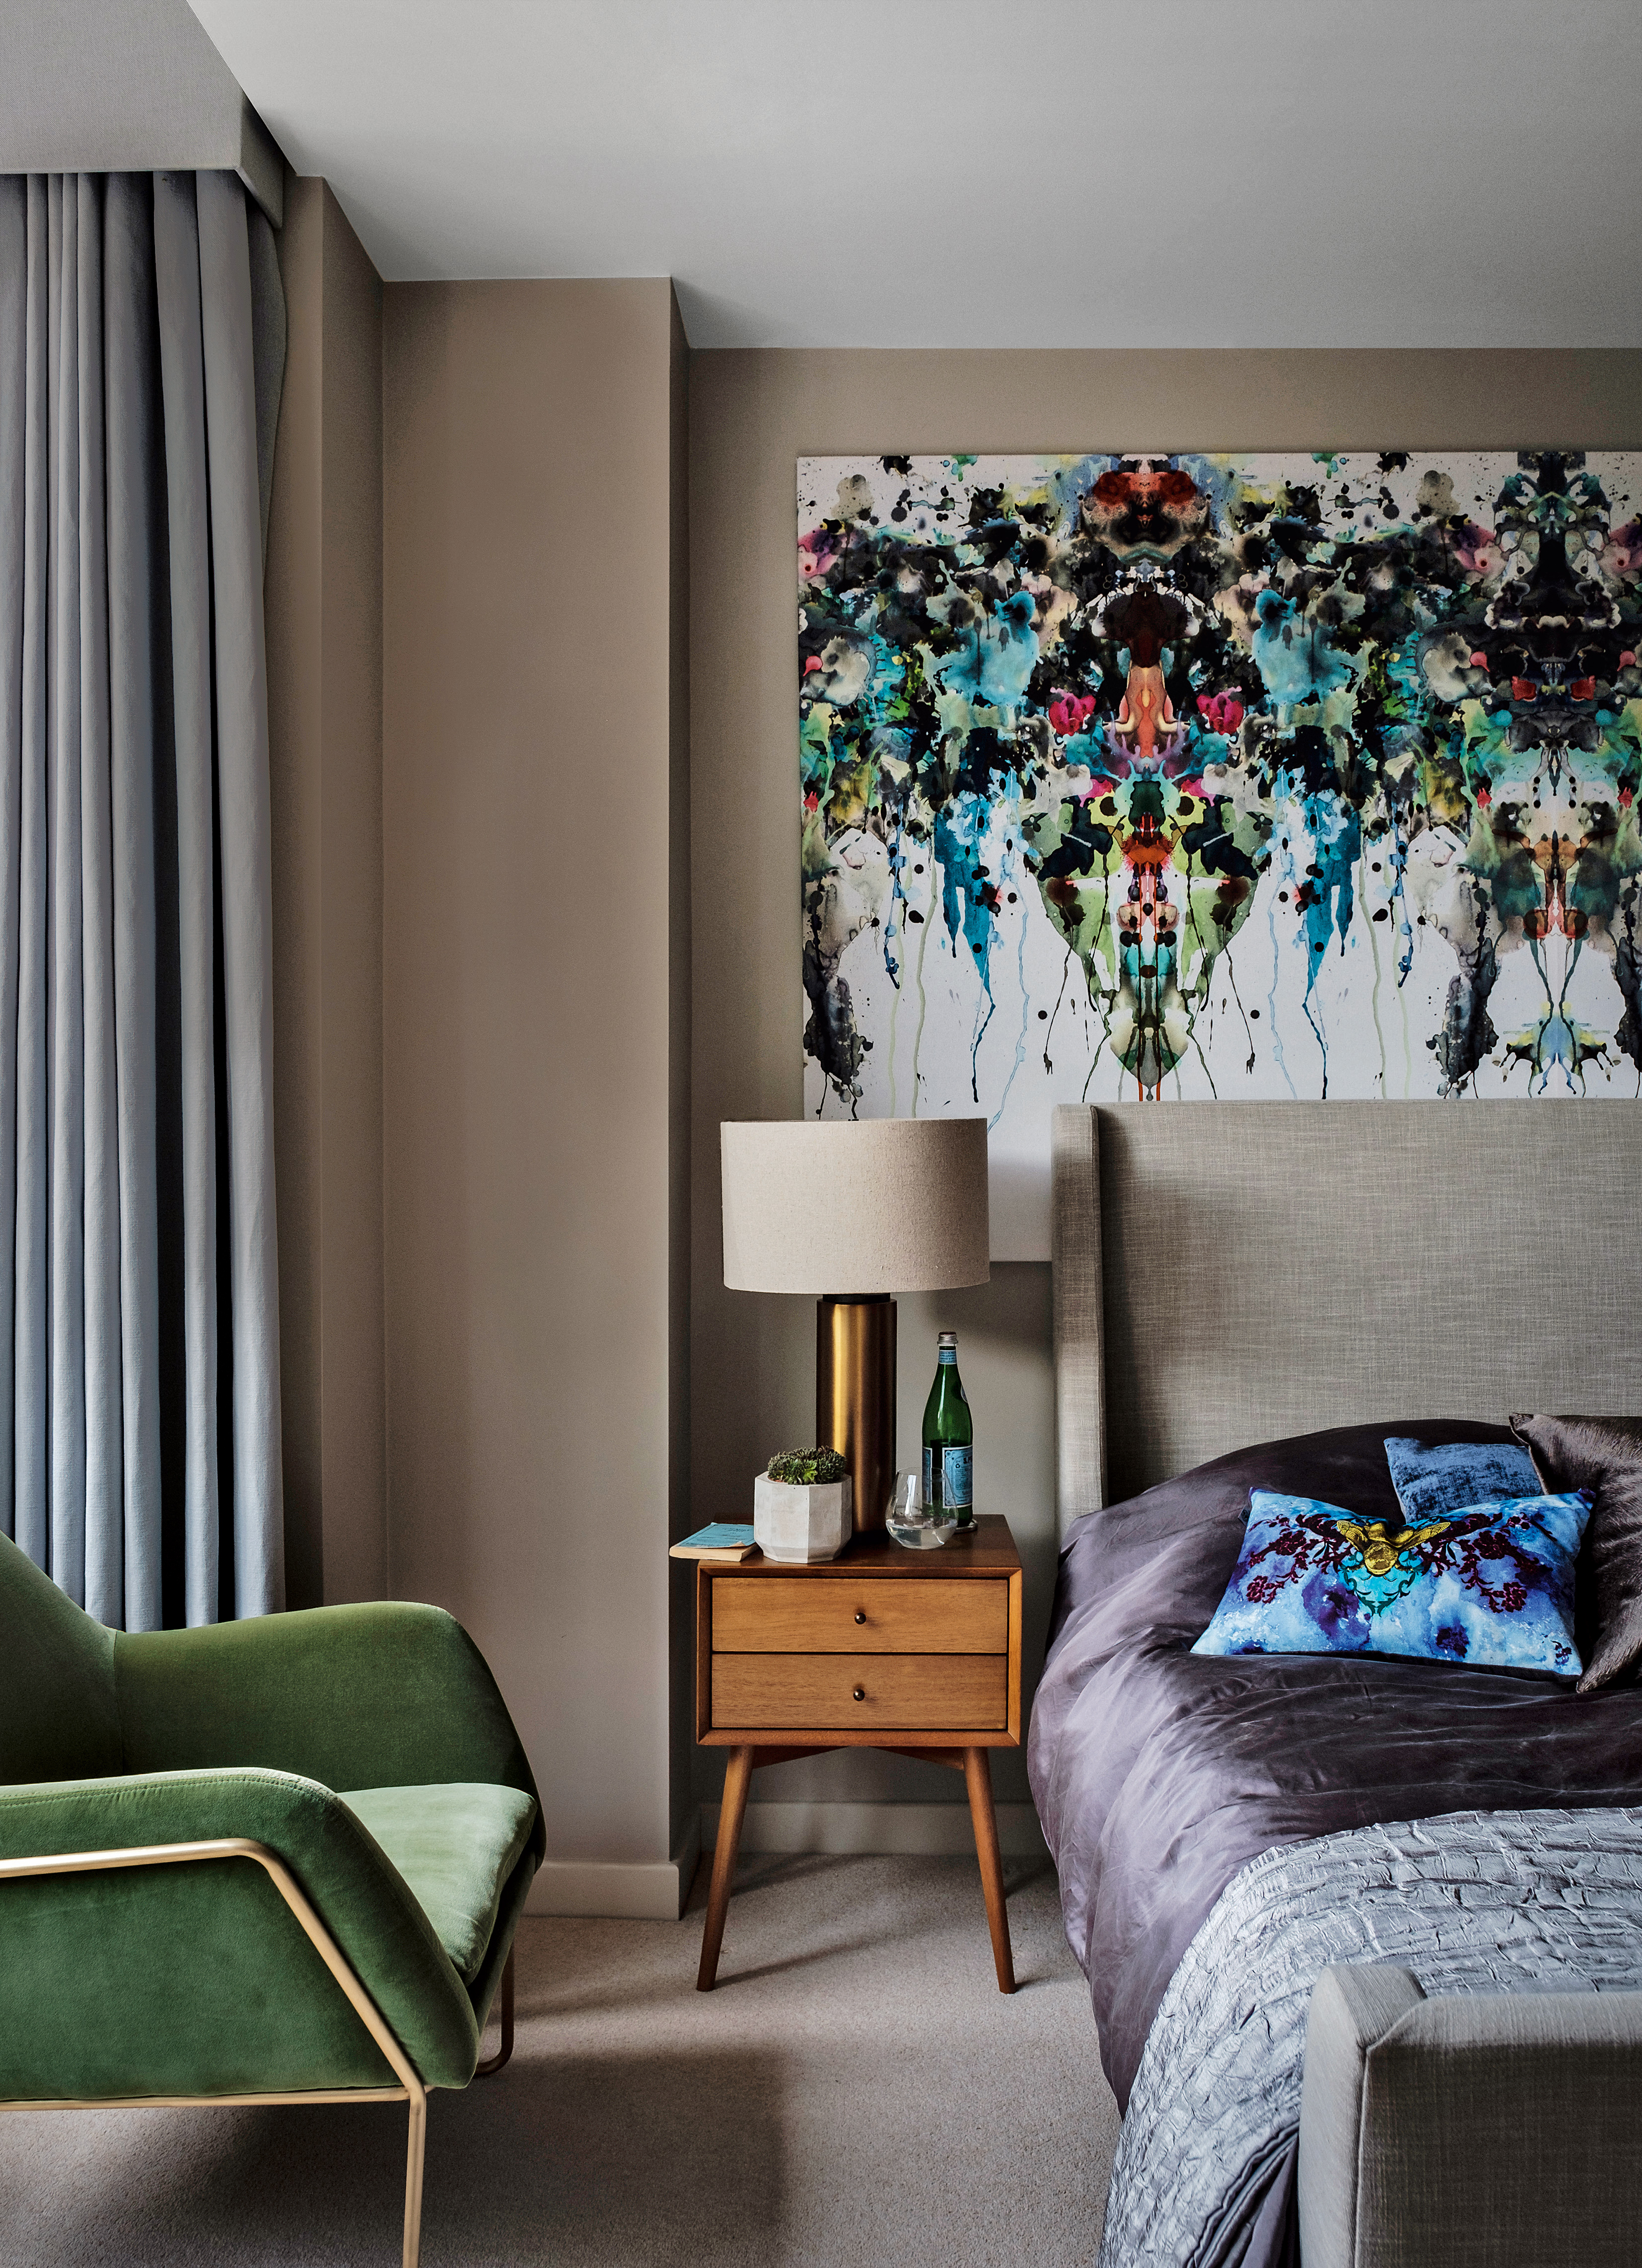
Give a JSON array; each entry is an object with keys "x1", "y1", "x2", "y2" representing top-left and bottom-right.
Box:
[{"x1": 752, "y1": 1474, "x2": 853, "y2": 1563}]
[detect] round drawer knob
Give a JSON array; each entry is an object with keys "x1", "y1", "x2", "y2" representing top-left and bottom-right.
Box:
[
  {"x1": 853, "y1": 1686, "x2": 865, "y2": 1701},
  {"x1": 854, "y1": 1610, "x2": 866, "y2": 1624}
]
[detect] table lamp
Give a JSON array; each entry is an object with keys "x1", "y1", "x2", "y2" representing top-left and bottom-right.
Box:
[{"x1": 720, "y1": 1118, "x2": 990, "y2": 1535}]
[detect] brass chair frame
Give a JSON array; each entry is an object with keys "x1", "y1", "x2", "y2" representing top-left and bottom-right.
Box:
[{"x1": 0, "y1": 1837, "x2": 517, "y2": 2268}]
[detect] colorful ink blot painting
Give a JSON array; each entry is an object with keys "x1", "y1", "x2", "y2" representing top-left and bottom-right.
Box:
[{"x1": 798, "y1": 452, "x2": 1642, "y2": 1254}]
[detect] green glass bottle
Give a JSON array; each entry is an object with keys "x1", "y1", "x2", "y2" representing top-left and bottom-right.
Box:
[{"x1": 922, "y1": 1330, "x2": 974, "y2": 1528}]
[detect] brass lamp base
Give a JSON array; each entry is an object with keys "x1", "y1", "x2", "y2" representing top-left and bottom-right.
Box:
[{"x1": 816, "y1": 1295, "x2": 897, "y2": 1535}]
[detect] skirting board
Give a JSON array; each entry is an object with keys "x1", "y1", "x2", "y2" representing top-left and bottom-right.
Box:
[
  {"x1": 523, "y1": 1801, "x2": 1049, "y2": 1920},
  {"x1": 700, "y1": 1799, "x2": 1049, "y2": 1860},
  {"x1": 526, "y1": 1807, "x2": 703, "y2": 1923}
]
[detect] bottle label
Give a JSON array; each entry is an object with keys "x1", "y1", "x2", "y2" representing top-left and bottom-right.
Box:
[{"x1": 924, "y1": 1446, "x2": 972, "y2": 1513}]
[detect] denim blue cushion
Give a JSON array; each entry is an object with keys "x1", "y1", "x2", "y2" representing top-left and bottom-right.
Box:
[
  {"x1": 1192, "y1": 1488, "x2": 1590, "y2": 1676},
  {"x1": 1384, "y1": 1434, "x2": 1542, "y2": 1524}
]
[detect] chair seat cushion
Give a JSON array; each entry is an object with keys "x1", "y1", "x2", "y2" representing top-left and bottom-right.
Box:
[{"x1": 339, "y1": 1782, "x2": 537, "y2": 1983}]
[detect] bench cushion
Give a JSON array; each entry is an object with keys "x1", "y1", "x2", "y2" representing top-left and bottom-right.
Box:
[{"x1": 339, "y1": 1782, "x2": 537, "y2": 1984}]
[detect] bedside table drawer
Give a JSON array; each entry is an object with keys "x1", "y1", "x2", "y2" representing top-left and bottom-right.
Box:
[
  {"x1": 711, "y1": 1652, "x2": 1008, "y2": 1730},
  {"x1": 712, "y1": 1576, "x2": 1007, "y2": 1655}
]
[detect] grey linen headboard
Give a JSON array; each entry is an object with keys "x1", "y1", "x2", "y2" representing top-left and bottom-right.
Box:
[{"x1": 1052, "y1": 1100, "x2": 1642, "y2": 1538}]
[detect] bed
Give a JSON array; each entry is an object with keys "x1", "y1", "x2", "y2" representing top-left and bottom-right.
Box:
[{"x1": 1029, "y1": 1100, "x2": 1642, "y2": 2268}]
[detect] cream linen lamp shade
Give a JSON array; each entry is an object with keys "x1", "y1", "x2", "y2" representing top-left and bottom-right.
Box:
[
  {"x1": 720, "y1": 1119, "x2": 991, "y2": 1294},
  {"x1": 721, "y1": 1118, "x2": 989, "y2": 1537}
]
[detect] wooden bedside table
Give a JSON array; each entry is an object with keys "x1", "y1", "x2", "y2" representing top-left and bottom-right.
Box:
[{"x1": 694, "y1": 1513, "x2": 1023, "y2": 1994}]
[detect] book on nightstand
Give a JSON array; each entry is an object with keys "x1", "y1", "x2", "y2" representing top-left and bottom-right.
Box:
[{"x1": 669, "y1": 1524, "x2": 758, "y2": 1562}]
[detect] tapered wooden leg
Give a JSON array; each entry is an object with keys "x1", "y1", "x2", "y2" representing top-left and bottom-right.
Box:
[
  {"x1": 964, "y1": 1747, "x2": 1016, "y2": 1993},
  {"x1": 475, "y1": 1946, "x2": 514, "y2": 2075},
  {"x1": 697, "y1": 1744, "x2": 756, "y2": 1990}
]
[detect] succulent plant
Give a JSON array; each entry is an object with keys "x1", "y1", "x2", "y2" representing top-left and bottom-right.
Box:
[{"x1": 765, "y1": 1446, "x2": 848, "y2": 1487}]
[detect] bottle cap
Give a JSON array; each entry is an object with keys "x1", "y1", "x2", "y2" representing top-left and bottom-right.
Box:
[{"x1": 937, "y1": 1330, "x2": 958, "y2": 1347}]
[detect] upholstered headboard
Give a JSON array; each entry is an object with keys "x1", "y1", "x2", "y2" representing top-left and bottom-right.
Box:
[{"x1": 1052, "y1": 1100, "x2": 1642, "y2": 1537}]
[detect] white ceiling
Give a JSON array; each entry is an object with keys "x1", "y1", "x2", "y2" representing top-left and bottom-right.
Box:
[{"x1": 185, "y1": 0, "x2": 1642, "y2": 350}]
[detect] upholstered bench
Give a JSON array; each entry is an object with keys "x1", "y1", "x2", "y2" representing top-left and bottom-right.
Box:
[{"x1": 1299, "y1": 1962, "x2": 1642, "y2": 2267}]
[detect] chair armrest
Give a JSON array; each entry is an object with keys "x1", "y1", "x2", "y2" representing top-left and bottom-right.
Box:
[
  {"x1": 0, "y1": 1767, "x2": 483, "y2": 2096},
  {"x1": 114, "y1": 1603, "x2": 541, "y2": 1853},
  {"x1": 1299, "y1": 1963, "x2": 1642, "y2": 2268}
]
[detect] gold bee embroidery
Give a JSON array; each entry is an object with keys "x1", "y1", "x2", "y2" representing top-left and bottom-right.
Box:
[{"x1": 1330, "y1": 1518, "x2": 1456, "y2": 1610}]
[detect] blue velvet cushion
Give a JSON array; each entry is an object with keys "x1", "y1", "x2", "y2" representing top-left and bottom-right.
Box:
[
  {"x1": 1191, "y1": 1488, "x2": 1591, "y2": 1675},
  {"x1": 1384, "y1": 1434, "x2": 1541, "y2": 1524}
]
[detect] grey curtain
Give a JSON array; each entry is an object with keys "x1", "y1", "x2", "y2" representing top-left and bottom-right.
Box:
[{"x1": 0, "y1": 172, "x2": 285, "y2": 1629}]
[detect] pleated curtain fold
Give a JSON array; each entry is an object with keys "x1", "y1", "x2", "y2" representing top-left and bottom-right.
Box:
[{"x1": 0, "y1": 171, "x2": 285, "y2": 1629}]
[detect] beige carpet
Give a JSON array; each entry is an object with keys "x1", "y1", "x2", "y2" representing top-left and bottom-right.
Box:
[{"x1": 0, "y1": 1852, "x2": 1121, "y2": 2265}]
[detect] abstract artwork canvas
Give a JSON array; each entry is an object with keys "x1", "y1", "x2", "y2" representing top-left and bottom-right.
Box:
[{"x1": 798, "y1": 452, "x2": 1642, "y2": 1253}]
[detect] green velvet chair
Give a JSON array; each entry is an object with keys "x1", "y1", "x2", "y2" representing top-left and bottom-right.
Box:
[{"x1": 0, "y1": 1530, "x2": 543, "y2": 2268}]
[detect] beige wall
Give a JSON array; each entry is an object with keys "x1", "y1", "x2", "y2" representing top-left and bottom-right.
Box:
[
  {"x1": 688, "y1": 349, "x2": 1642, "y2": 1829},
  {"x1": 667, "y1": 297, "x2": 695, "y2": 1853},
  {"x1": 381, "y1": 280, "x2": 691, "y2": 1911},
  {"x1": 266, "y1": 176, "x2": 386, "y2": 1610},
  {"x1": 271, "y1": 295, "x2": 1640, "y2": 1886}
]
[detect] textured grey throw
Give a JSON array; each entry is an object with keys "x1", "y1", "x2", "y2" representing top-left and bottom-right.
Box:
[{"x1": 1099, "y1": 1805, "x2": 1642, "y2": 2268}]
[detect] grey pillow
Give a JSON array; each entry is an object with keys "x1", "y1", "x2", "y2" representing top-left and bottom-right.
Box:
[
  {"x1": 1383, "y1": 1434, "x2": 1541, "y2": 1524},
  {"x1": 1511, "y1": 1415, "x2": 1642, "y2": 1695}
]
